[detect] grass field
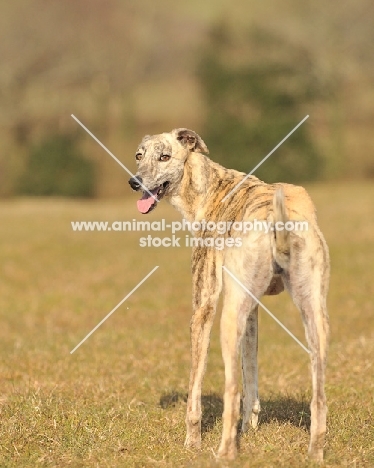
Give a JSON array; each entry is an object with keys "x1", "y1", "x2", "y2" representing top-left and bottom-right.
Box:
[{"x1": 0, "y1": 182, "x2": 373, "y2": 467}]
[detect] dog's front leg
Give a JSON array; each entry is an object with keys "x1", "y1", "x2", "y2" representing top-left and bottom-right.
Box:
[
  {"x1": 241, "y1": 304, "x2": 260, "y2": 432},
  {"x1": 185, "y1": 248, "x2": 222, "y2": 449}
]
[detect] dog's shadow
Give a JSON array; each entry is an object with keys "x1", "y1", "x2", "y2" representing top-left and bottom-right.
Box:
[
  {"x1": 159, "y1": 392, "x2": 223, "y2": 434},
  {"x1": 159, "y1": 391, "x2": 310, "y2": 435}
]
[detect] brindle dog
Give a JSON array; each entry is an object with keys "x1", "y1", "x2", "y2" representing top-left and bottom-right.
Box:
[{"x1": 129, "y1": 128, "x2": 329, "y2": 462}]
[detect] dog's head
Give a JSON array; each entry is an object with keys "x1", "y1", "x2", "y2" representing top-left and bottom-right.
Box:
[{"x1": 129, "y1": 128, "x2": 209, "y2": 214}]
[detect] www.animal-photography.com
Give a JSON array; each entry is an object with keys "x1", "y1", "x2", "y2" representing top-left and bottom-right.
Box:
[{"x1": 1, "y1": 1, "x2": 373, "y2": 467}]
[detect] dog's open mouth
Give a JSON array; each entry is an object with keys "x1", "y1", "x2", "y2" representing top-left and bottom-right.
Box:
[{"x1": 137, "y1": 181, "x2": 170, "y2": 214}]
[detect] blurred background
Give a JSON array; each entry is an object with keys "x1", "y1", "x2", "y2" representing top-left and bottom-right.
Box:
[
  {"x1": 1, "y1": 0, "x2": 374, "y2": 198},
  {"x1": 1, "y1": 3, "x2": 374, "y2": 465}
]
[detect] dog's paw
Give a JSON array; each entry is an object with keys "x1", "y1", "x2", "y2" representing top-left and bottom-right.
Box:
[
  {"x1": 217, "y1": 441, "x2": 237, "y2": 460},
  {"x1": 308, "y1": 446, "x2": 324, "y2": 464},
  {"x1": 184, "y1": 430, "x2": 201, "y2": 450},
  {"x1": 184, "y1": 437, "x2": 201, "y2": 450}
]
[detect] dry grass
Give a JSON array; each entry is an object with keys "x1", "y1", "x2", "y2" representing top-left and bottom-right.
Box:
[{"x1": 0, "y1": 182, "x2": 373, "y2": 466}]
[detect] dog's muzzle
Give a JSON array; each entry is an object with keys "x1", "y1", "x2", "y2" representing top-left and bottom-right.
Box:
[{"x1": 129, "y1": 176, "x2": 142, "y2": 191}]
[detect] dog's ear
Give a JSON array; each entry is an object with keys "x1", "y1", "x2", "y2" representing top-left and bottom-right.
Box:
[
  {"x1": 172, "y1": 128, "x2": 209, "y2": 154},
  {"x1": 140, "y1": 135, "x2": 151, "y2": 144}
]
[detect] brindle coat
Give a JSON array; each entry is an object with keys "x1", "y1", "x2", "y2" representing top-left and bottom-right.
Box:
[{"x1": 129, "y1": 128, "x2": 330, "y2": 462}]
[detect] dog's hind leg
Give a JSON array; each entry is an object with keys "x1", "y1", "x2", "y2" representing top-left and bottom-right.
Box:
[
  {"x1": 184, "y1": 249, "x2": 222, "y2": 449},
  {"x1": 218, "y1": 284, "x2": 256, "y2": 460},
  {"x1": 293, "y1": 288, "x2": 329, "y2": 462},
  {"x1": 241, "y1": 304, "x2": 260, "y2": 432},
  {"x1": 284, "y1": 232, "x2": 330, "y2": 462}
]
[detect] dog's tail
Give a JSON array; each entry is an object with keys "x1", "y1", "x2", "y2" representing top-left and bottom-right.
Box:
[{"x1": 272, "y1": 187, "x2": 290, "y2": 270}]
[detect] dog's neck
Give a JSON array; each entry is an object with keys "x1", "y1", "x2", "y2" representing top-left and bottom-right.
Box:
[{"x1": 168, "y1": 152, "x2": 260, "y2": 222}]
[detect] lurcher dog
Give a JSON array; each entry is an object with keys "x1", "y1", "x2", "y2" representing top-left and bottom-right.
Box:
[{"x1": 129, "y1": 128, "x2": 330, "y2": 462}]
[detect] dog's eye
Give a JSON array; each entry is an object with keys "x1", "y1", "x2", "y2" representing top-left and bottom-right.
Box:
[
  {"x1": 135, "y1": 153, "x2": 143, "y2": 161},
  {"x1": 159, "y1": 154, "x2": 171, "y2": 162}
]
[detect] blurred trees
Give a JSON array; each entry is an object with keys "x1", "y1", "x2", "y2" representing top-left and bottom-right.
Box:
[
  {"x1": 199, "y1": 25, "x2": 324, "y2": 182},
  {"x1": 0, "y1": 0, "x2": 373, "y2": 196},
  {"x1": 17, "y1": 134, "x2": 95, "y2": 197},
  {"x1": 0, "y1": 0, "x2": 203, "y2": 197}
]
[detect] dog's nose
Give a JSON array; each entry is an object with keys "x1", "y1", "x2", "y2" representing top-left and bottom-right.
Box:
[{"x1": 129, "y1": 176, "x2": 142, "y2": 191}]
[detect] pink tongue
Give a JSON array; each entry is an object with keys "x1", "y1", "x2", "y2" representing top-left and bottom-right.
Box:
[{"x1": 137, "y1": 188, "x2": 159, "y2": 214}]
